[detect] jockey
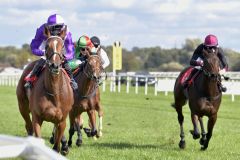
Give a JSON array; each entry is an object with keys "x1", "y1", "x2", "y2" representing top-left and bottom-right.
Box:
[
  {"x1": 68, "y1": 35, "x2": 110, "y2": 70},
  {"x1": 24, "y1": 14, "x2": 78, "y2": 90},
  {"x1": 90, "y1": 36, "x2": 110, "y2": 69},
  {"x1": 184, "y1": 34, "x2": 228, "y2": 92}
]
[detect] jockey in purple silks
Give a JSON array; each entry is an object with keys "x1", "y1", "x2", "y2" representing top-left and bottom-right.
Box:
[{"x1": 24, "y1": 14, "x2": 78, "y2": 90}]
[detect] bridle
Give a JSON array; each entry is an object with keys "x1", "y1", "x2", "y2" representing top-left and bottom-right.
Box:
[
  {"x1": 45, "y1": 36, "x2": 65, "y2": 74},
  {"x1": 201, "y1": 53, "x2": 221, "y2": 82},
  {"x1": 79, "y1": 54, "x2": 105, "y2": 99},
  {"x1": 83, "y1": 55, "x2": 104, "y2": 84},
  {"x1": 198, "y1": 53, "x2": 222, "y2": 101}
]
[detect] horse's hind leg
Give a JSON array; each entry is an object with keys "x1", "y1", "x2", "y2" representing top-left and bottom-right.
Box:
[
  {"x1": 68, "y1": 111, "x2": 75, "y2": 147},
  {"x1": 190, "y1": 114, "x2": 200, "y2": 139},
  {"x1": 201, "y1": 114, "x2": 217, "y2": 150},
  {"x1": 17, "y1": 96, "x2": 33, "y2": 135},
  {"x1": 176, "y1": 106, "x2": 186, "y2": 149},
  {"x1": 199, "y1": 117, "x2": 207, "y2": 147}
]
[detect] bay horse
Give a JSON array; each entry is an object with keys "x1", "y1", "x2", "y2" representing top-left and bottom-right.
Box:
[
  {"x1": 67, "y1": 49, "x2": 104, "y2": 147},
  {"x1": 16, "y1": 25, "x2": 74, "y2": 154},
  {"x1": 172, "y1": 49, "x2": 222, "y2": 150}
]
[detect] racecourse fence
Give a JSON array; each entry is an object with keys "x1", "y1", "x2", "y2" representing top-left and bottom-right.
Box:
[{"x1": 1, "y1": 72, "x2": 240, "y2": 101}]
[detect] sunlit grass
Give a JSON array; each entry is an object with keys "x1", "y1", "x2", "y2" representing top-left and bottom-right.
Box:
[{"x1": 0, "y1": 86, "x2": 240, "y2": 160}]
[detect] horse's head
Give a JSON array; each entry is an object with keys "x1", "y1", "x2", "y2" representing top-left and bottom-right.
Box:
[
  {"x1": 83, "y1": 49, "x2": 104, "y2": 83},
  {"x1": 202, "y1": 48, "x2": 220, "y2": 80},
  {"x1": 44, "y1": 25, "x2": 65, "y2": 74}
]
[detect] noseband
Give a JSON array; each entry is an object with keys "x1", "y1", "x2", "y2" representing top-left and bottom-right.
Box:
[{"x1": 45, "y1": 36, "x2": 64, "y2": 74}]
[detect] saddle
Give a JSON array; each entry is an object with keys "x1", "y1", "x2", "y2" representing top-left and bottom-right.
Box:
[
  {"x1": 179, "y1": 67, "x2": 201, "y2": 89},
  {"x1": 24, "y1": 67, "x2": 70, "y2": 87}
]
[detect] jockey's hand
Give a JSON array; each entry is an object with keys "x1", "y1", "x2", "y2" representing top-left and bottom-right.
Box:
[
  {"x1": 219, "y1": 68, "x2": 227, "y2": 74},
  {"x1": 196, "y1": 60, "x2": 204, "y2": 67}
]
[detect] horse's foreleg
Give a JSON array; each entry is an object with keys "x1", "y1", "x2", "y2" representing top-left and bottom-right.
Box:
[
  {"x1": 176, "y1": 106, "x2": 185, "y2": 149},
  {"x1": 61, "y1": 134, "x2": 68, "y2": 155},
  {"x1": 201, "y1": 114, "x2": 217, "y2": 150},
  {"x1": 49, "y1": 126, "x2": 56, "y2": 144},
  {"x1": 96, "y1": 103, "x2": 103, "y2": 138},
  {"x1": 75, "y1": 121, "x2": 83, "y2": 147},
  {"x1": 199, "y1": 117, "x2": 207, "y2": 146},
  {"x1": 32, "y1": 114, "x2": 42, "y2": 137},
  {"x1": 98, "y1": 116, "x2": 103, "y2": 137},
  {"x1": 53, "y1": 121, "x2": 68, "y2": 155},
  {"x1": 87, "y1": 110, "x2": 97, "y2": 137},
  {"x1": 190, "y1": 114, "x2": 200, "y2": 139}
]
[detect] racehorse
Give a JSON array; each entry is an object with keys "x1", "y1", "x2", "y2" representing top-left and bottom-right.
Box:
[
  {"x1": 16, "y1": 25, "x2": 74, "y2": 155},
  {"x1": 67, "y1": 49, "x2": 104, "y2": 147},
  {"x1": 172, "y1": 49, "x2": 222, "y2": 150}
]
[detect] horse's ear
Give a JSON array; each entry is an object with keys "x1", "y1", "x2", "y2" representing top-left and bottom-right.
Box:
[
  {"x1": 59, "y1": 25, "x2": 67, "y2": 39},
  {"x1": 44, "y1": 24, "x2": 51, "y2": 38}
]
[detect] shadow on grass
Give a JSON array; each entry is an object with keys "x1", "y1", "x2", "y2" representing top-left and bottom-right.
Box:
[{"x1": 89, "y1": 141, "x2": 178, "y2": 151}]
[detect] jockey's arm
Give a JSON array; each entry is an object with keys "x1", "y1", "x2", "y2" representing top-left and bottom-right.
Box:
[
  {"x1": 63, "y1": 32, "x2": 75, "y2": 61},
  {"x1": 30, "y1": 25, "x2": 46, "y2": 56},
  {"x1": 217, "y1": 47, "x2": 228, "y2": 70},
  {"x1": 100, "y1": 48, "x2": 110, "y2": 69}
]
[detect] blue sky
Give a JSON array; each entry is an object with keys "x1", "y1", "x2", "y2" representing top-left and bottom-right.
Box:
[{"x1": 1, "y1": 0, "x2": 240, "y2": 51}]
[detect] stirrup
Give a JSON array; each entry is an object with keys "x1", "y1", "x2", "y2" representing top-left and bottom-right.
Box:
[
  {"x1": 24, "y1": 81, "x2": 33, "y2": 89},
  {"x1": 70, "y1": 79, "x2": 78, "y2": 90}
]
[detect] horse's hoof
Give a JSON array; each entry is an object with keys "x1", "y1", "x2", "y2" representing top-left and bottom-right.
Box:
[
  {"x1": 199, "y1": 138, "x2": 206, "y2": 145},
  {"x1": 61, "y1": 144, "x2": 69, "y2": 156},
  {"x1": 68, "y1": 141, "x2": 72, "y2": 147},
  {"x1": 49, "y1": 136, "x2": 54, "y2": 144},
  {"x1": 190, "y1": 130, "x2": 200, "y2": 139},
  {"x1": 83, "y1": 128, "x2": 91, "y2": 137},
  {"x1": 76, "y1": 139, "x2": 82, "y2": 147},
  {"x1": 96, "y1": 131, "x2": 102, "y2": 138},
  {"x1": 201, "y1": 145, "x2": 208, "y2": 151},
  {"x1": 61, "y1": 149, "x2": 69, "y2": 156},
  {"x1": 91, "y1": 130, "x2": 97, "y2": 137},
  {"x1": 179, "y1": 140, "x2": 186, "y2": 149}
]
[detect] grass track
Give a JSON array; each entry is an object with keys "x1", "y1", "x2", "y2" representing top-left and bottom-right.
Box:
[{"x1": 0, "y1": 86, "x2": 240, "y2": 160}]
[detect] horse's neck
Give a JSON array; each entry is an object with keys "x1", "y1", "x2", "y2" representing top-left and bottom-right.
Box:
[
  {"x1": 197, "y1": 73, "x2": 219, "y2": 96},
  {"x1": 44, "y1": 69, "x2": 65, "y2": 96},
  {"x1": 76, "y1": 71, "x2": 95, "y2": 96}
]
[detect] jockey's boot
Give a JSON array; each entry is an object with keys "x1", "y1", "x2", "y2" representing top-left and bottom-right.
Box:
[
  {"x1": 219, "y1": 82, "x2": 227, "y2": 92},
  {"x1": 63, "y1": 61, "x2": 78, "y2": 91},
  {"x1": 24, "y1": 58, "x2": 46, "y2": 89}
]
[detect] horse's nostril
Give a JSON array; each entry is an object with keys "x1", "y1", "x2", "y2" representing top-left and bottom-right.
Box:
[{"x1": 53, "y1": 63, "x2": 59, "y2": 69}]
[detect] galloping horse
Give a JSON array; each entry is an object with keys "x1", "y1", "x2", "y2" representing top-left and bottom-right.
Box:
[
  {"x1": 67, "y1": 49, "x2": 104, "y2": 147},
  {"x1": 16, "y1": 25, "x2": 74, "y2": 154},
  {"x1": 172, "y1": 49, "x2": 222, "y2": 150}
]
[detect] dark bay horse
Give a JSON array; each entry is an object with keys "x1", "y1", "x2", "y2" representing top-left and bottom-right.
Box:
[
  {"x1": 67, "y1": 50, "x2": 104, "y2": 147},
  {"x1": 172, "y1": 49, "x2": 222, "y2": 150},
  {"x1": 16, "y1": 26, "x2": 74, "y2": 154}
]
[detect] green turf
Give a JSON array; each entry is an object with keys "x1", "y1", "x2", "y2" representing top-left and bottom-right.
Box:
[{"x1": 0, "y1": 86, "x2": 240, "y2": 160}]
